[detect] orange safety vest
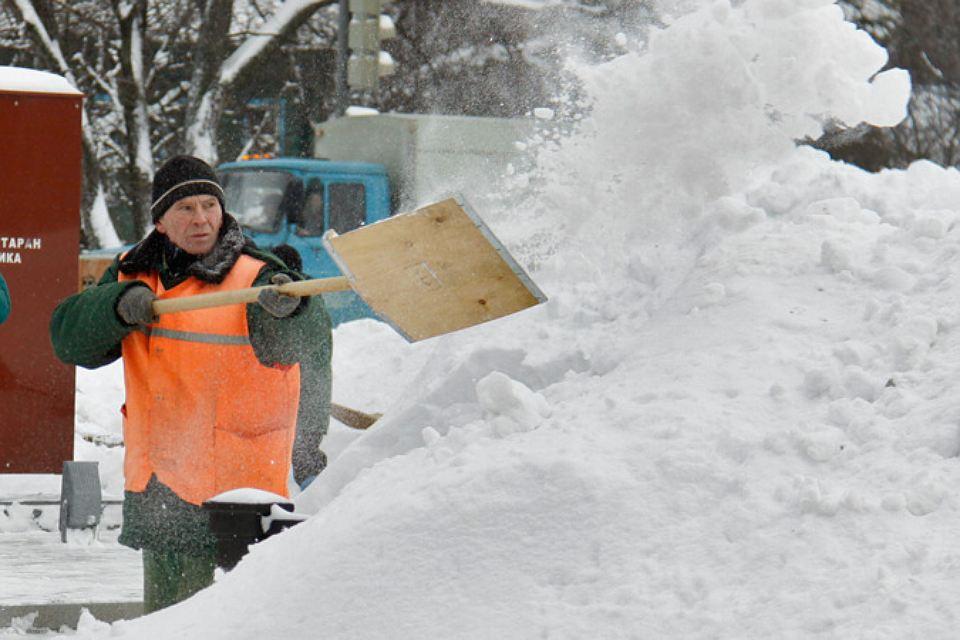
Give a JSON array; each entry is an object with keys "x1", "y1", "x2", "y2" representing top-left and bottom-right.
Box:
[{"x1": 119, "y1": 254, "x2": 300, "y2": 505}]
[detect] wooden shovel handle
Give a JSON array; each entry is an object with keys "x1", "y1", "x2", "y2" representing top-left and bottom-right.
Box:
[
  {"x1": 330, "y1": 402, "x2": 382, "y2": 430},
  {"x1": 152, "y1": 276, "x2": 352, "y2": 315}
]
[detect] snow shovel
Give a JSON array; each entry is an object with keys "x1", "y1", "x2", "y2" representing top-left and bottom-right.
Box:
[{"x1": 151, "y1": 195, "x2": 547, "y2": 342}]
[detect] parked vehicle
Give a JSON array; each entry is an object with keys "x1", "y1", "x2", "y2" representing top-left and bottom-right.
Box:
[{"x1": 217, "y1": 157, "x2": 390, "y2": 323}]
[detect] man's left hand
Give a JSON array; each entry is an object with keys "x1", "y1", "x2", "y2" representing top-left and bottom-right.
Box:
[{"x1": 257, "y1": 273, "x2": 300, "y2": 318}]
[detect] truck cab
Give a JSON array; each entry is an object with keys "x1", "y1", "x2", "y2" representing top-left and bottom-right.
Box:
[{"x1": 216, "y1": 157, "x2": 392, "y2": 325}]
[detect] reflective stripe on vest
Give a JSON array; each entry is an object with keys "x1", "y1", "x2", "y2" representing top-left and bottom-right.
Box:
[
  {"x1": 118, "y1": 254, "x2": 300, "y2": 505},
  {"x1": 142, "y1": 326, "x2": 251, "y2": 346}
]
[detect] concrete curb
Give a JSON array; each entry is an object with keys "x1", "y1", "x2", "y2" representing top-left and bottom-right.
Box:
[{"x1": 0, "y1": 601, "x2": 143, "y2": 631}]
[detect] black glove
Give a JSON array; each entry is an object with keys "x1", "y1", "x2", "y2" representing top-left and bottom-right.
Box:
[
  {"x1": 117, "y1": 286, "x2": 157, "y2": 326},
  {"x1": 257, "y1": 273, "x2": 300, "y2": 318}
]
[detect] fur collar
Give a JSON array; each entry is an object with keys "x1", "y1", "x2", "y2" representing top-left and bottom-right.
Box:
[{"x1": 119, "y1": 213, "x2": 250, "y2": 284}]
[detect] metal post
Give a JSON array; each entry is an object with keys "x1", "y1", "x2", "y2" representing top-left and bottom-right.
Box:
[
  {"x1": 59, "y1": 461, "x2": 102, "y2": 542},
  {"x1": 336, "y1": 0, "x2": 349, "y2": 116}
]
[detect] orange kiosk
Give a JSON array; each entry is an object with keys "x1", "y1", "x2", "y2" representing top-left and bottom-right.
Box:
[{"x1": 0, "y1": 68, "x2": 82, "y2": 472}]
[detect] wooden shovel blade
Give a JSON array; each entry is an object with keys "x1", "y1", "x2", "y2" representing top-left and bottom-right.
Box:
[{"x1": 323, "y1": 195, "x2": 547, "y2": 342}]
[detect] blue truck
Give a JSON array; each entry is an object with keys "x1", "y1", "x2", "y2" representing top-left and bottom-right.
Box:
[
  {"x1": 80, "y1": 113, "x2": 535, "y2": 326},
  {"x1": 216, "y1": 157, "x2": 391, "y2": 324}
]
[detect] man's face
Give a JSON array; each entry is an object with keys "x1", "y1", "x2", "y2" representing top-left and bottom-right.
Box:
[{"x1": 156, "y1": 194, "x2": 223, "y2": 256}]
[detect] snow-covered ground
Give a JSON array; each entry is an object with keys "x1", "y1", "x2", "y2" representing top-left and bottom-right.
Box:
[{"x1": 13, "y1": 0, "x2": 960, "y2": 637}]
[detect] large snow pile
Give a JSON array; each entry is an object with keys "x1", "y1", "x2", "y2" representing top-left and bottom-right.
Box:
[{"x1": 57, "y1": 0, "x2": 960, "y2": 637}]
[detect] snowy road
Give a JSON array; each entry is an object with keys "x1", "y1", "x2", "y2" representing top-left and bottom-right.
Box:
[
  {"x1": 0, "y1": 528, "x2": 140, "y2": 607},
  {"x1": 0, "y1": 521, "x2": 140, "y2": 634}
]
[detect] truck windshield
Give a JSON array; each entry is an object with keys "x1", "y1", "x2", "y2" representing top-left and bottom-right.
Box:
[{"x1": 220, "y1": 170, "x2": 298, "y2": 232}]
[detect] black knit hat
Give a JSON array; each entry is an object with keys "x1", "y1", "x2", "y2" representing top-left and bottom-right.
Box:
[{"x1": 150, "y1": 155, "x2": 225, "y2": 222}]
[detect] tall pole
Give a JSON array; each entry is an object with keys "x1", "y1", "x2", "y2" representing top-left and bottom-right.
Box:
[{"x1": 336, "y1": 0, "x2": 349, "y2": 116}]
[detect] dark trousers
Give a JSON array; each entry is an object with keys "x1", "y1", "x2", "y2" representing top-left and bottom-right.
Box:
[{"x1": 142, "y1": 548, "x2": 216, "y2": 613}]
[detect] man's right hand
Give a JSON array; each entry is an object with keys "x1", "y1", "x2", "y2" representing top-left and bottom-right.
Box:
[
  {"x1": 117, "y1": 286, "x2": 157, "y2": 326},
  {"x1": 257, "y1": 273, "x2": 300, "y2": 318}
]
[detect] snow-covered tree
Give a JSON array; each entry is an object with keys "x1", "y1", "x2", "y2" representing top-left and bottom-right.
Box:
[
  {"x1": 822, "y1": 0, "x2": 960, "y2": 169},
  {"x1": 111, "y1": 0, "x2": 154, "y2": 238},
  {"x1": 181, "y1": 0, "x2": 337, "y2": 162},
  {"x1": 0, "y1": 0, "x2": 654, "y2": 246},
  {"x1": 379, "y1": 0, "x2": 653, "y2": 118},
  {"x1": 2, "y1": 0, "x2": 121, "y2": 247},
  {"x1": 0, "y1": 0, "x2": 337, "y2": 244}
]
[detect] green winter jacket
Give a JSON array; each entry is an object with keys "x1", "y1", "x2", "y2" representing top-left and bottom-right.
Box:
[
  {"x1": 0, "y1": 273, "x2": 9, "y2": 324},
  {"x1": 267, "y1": 244, "x2": 331, "y2": 488},
  {"x1": 49, "y1": 215, "x2": 332, "y2": 553},
  {"x1": 289, "y1": 290, "x2": 332, "y2": 488}
]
